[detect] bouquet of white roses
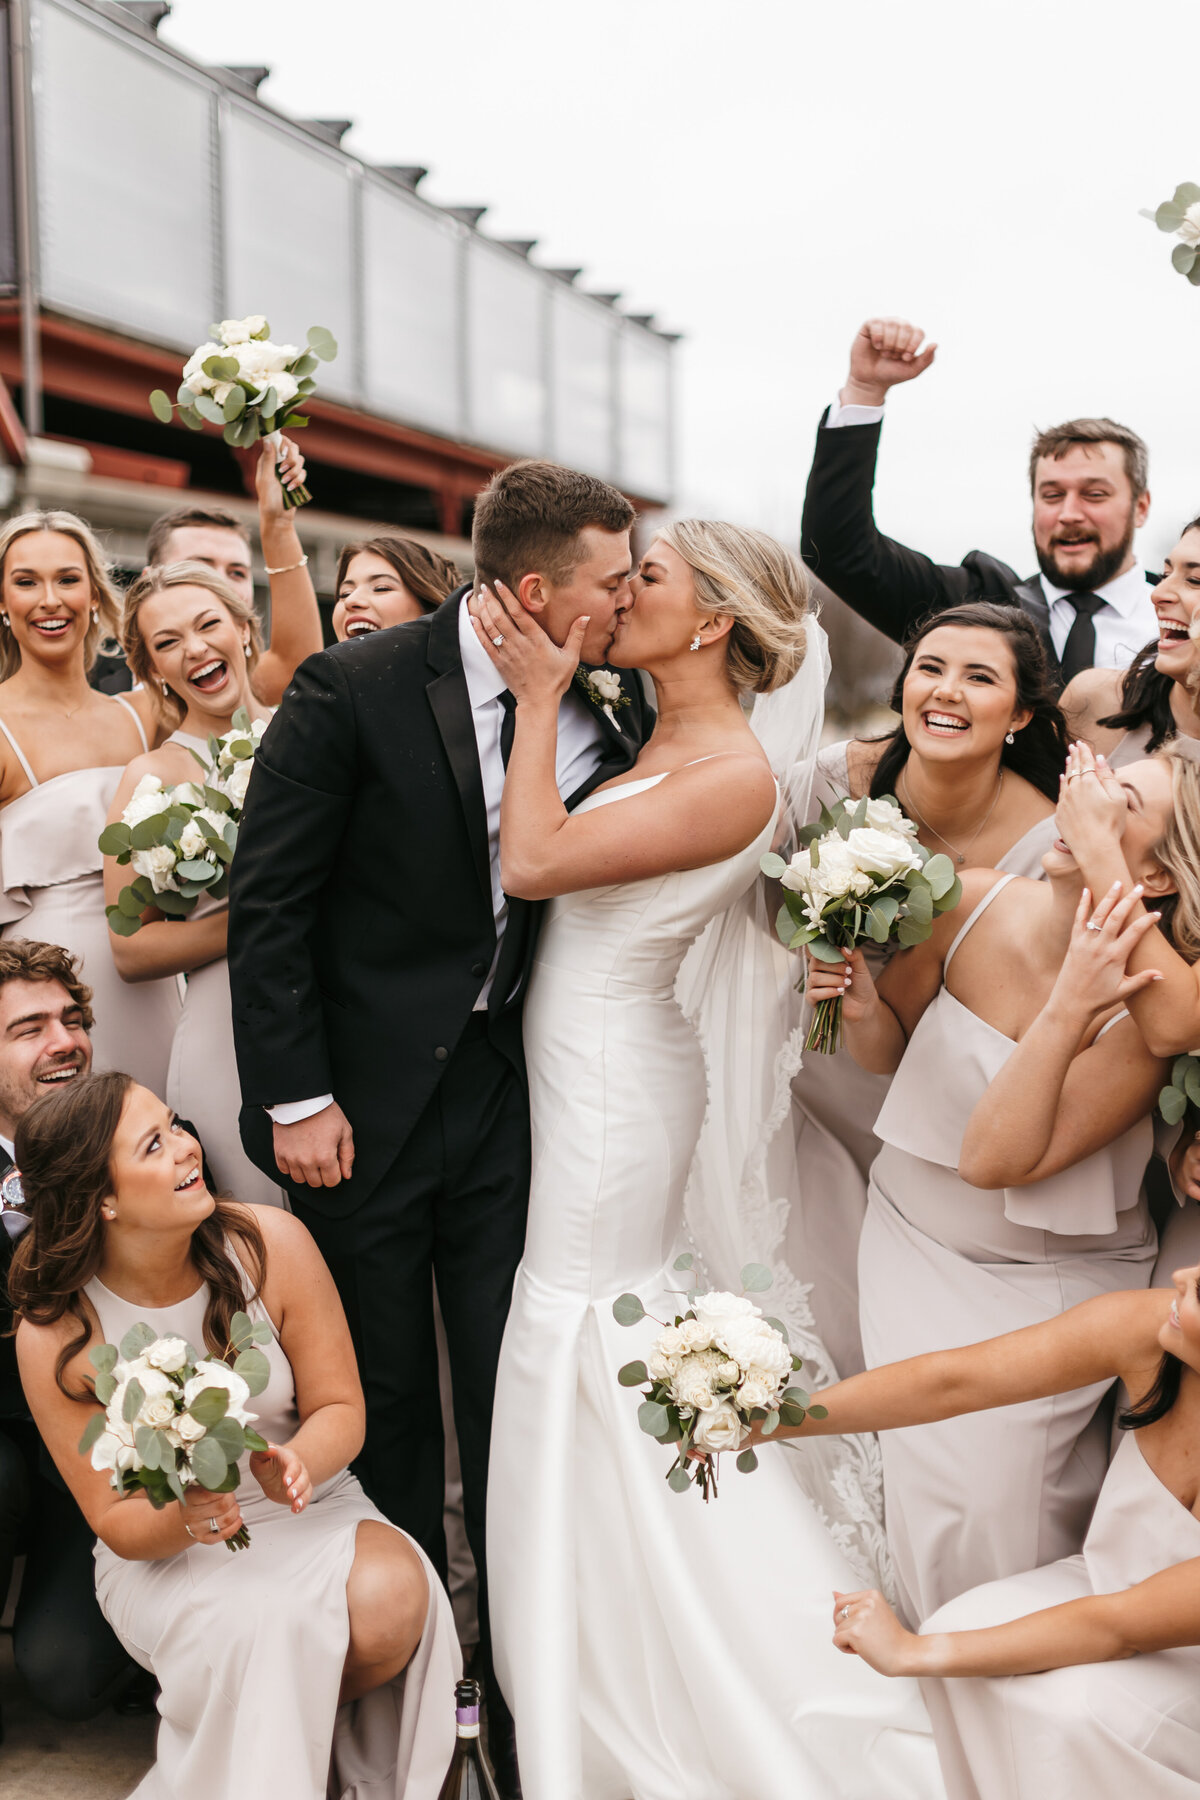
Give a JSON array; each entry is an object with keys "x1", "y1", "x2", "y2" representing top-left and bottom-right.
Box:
[
  {"x1": 100, "y1": 709, "x2": 265, "y2": 936},
  {"x1": 763, "y1": 792, "x2": 963, "y2": 1054},
  {"x1": 613, "y1": 1257, "x2": 824, "y2": 1500},
  {"x1": 149, "y1": 314, "x2": 337, "y2": 507},
  {"x1": 78, "y1": 1313, "x2": 273, "y2": 1551}
]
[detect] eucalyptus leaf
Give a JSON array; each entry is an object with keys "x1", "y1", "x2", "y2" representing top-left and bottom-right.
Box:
[
  {"x1": 905, "y1": 882, "x2": 934, "y2": 924},
  {"x1": 251, "y1": 1321, "x2": 272, "y2": 1345},
  {"x1": 740, "y1": 1262, "x2": 773, "y2": 1294},
  {"x1": 612, "y1": 1292, "x2": 645, "y2": 1327},
  {"x1": 292, "y1": 352, "x2": 318, "y2": 379},
  {"x1": 89, "y1": 1342, "x2": 118, "y2": 1374},
  {"x1": 618, "y1": 1360, "x2": 649, "y2": 1388},
  {"x1": 180, "y1": 407, "x2": 205, "y2": 432},
  {"x1": 187, "y1": 1385, "x2": 229, "y2": 1428},
  {"x1": 807, "y1": 938, "x2": 845, "y2": 963},
  {"x1": 122, "y1": 1378, "x2": 145, "y2": 1425},
  {"x1": 306, "y1": 325, "x2": 338, "y2": 361},
  {"x1": 673, "y1": 1252, "x2": 693, "y2": 1271},
  {"x1": 897, "y1": 916, "x2": 930, "y2": 948},
  {"x1": 129, "y1": 814, "x2": 170, "y2": 852},
  {"x1": 234, "y1": 1346, "x2": 270, "y2": 1396},
  {"x1": 735, "y1": 1447, "x2": 759, "y2": 1474},
  {"x1": 764, "y1": 1316, "x2": 790, "y2": 1344},
  {"x1": 1174, "y1": 182, "x2": 1200, "y2": 209},
  {"x1": 922, "y1": 853, "x2": 956, "y2": 900},
  {"x1": 260, "y1": 386, "x2": 279, "y2": 422},
  {"x1": 760, "y1": 851, "x2": 787, "y2": 879},
  {"x1": 177, "y1": 385, "x2": 197, "y2": 407},
  {"x1": 935, "y1": 874, "x2": 964, "y2": 913},
  {"x1": 1184, "y1": 1064, "x2": 1200, "y2": 1108},
  {"x1": 210, "y1": 1418, "x2": 247, "y2": 1460},
  {"x1": 176, "y1": 860, "x2": 218, "y2": 882},
  {"x1": 98, "y1": 822, "x2": 132, "y2": 855},
  {"x1": 105, "y1": 906, "x2": 142, "y2": 937},
  {"x1": 202, "y1": 355, "x2": 240, "y2": 382},
  {"x1": 667, "y1": 1466, "x2": 693, "y2": 1493},
  {"x1": 1161, "y1": 1084, "x2": 1188, "y2": 1124},
  {"x1": 189, "y1": 1435, "x2": 229, "y2": 1490},
  {"x1": 1173, "y1": 242, "x2": 1198, "y2": 275},
  {"x1": 637, "y1": 1400, "x2": 671, "y2": 1439},
  {"x1": 135, "y1": 1425, "x2": 162, "y2": 1471},
  {"x1": 243, "y1": 1427, "x2": 268, "y2": 1453},
  {"x1": 194, "y1": 394, "x2": 226, "y2": 425},
  {"x1": 120, "y1": 1322, "x2": 157, "y2": 1360},
  {"x1": 117, "y1": 885, "x2": 147, "y2": 919},
  {"x1": 153, "y1": 889, "x2": 193, "y2": 916},
  {"x1": 1157, "y1": 200, "x2": 1186, "y2": 232},
  {"x1": 149, "y1": 388, "x2": 174, "y2": 423},
  {"x1": 165, "y1": 1467, "x2": 186, "y2": 1503},
  {"x1": 78, "y1": 1410, "x2": 108, "y2": 1454},
  {"x1": 1187, "y1": 260, "x2": 1200, "y2": 288},
  {"x1": 760, "y1": 1410, "x2": 779, "y2": 1435},
  {"x1": 223, "y1": 385, "x2": 246, "y2": 422},
  {"x1": 808, "y1": 1404, "x2": 829, "y2": 1420},
  {"x1": 229, "y1": 1310, "x2": 254, "y2": 1350}
]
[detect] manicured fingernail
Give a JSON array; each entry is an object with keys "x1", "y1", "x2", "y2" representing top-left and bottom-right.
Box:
[{"x1": 1133, "y1": 884, "x2": 1144, "y2": 896}]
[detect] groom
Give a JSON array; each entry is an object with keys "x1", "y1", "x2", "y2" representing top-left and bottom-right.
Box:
[{"x1": 228, "y1": 459, "x2": 649, "y2": 1788}]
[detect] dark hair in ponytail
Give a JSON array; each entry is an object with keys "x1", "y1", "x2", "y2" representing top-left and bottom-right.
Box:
[
  {"x1": 868, "y1": 602, "x2": 1070, "y2": 804},
  {"x1": 1098, "y1": 515, "x2": 1200, "y2": 750},
  {"x1": 1118, "y1": 1352, "x2": 1182, "y2": 1431}
]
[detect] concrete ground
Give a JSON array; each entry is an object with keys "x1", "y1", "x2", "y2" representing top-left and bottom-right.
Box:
[{"x1": 0, "y1": 1633, "x2": 153, "y2": 1799}]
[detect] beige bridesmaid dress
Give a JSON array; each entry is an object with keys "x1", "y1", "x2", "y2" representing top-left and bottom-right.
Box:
[
  {"x1": 88, "y1": 1264, "x2": 459, "y2": 1799},
  {"x1": 790, "y1": 743, "x2": 1058, "y2": 1376},
  {"x1": 164, "y1": 731, "x2": 285, "y2": 1208},
  {"x1": 920, "y1": 1429, "x2": 1200, "y2": 1800},
  {"x1": 860, "y1": 874, "x2": 1158, "y2": 1624},
  {"x1": 0, "y1": 705, "x2": 180, "y2": 1094}
]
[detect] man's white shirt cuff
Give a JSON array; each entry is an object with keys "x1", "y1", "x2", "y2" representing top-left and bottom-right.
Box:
[
  {"x1": 268, "y1": 1094, "x2": 334, "y2": 1125},
  {"x1": 826, "y1": 397, "x2": 887, "y2": 428}
]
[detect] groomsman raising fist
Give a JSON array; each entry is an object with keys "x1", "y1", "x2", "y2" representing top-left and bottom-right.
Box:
[{"x1": 801, "y1": 317, "x2": 1158, "y2": 688}]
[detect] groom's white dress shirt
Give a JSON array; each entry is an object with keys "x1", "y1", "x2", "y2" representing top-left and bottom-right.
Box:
[
  {"x1": 269, "y1": 601, "x2": 609, "y2": 1125},
  {"x1": 823, "y1": 397, "x2": 1158, "y2": 670}
]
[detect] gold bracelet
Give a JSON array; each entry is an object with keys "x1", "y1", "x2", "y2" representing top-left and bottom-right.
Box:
[{"x1": 264, "y1": 553, "x2": 309, "y2": 577}]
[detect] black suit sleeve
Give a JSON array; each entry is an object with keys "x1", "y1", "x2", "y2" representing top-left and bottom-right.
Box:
[
  {"x1": 228, "y1": 650, "x2": 357, "y2": 1110},
  {"x1": 799, "y1": 411, "x2": 1018, "y2": 642}
]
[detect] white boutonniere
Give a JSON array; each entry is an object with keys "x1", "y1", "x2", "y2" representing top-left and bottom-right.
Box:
[{"x1": 575, "y1": 666, "x2": 630, "y2": 727}]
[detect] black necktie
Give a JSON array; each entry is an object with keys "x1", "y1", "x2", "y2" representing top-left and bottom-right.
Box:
[
  {"x1": 498, "y1": 690, "x2": 517, "y2": 769},
  {"x1": 1058, "y1": 593, "x2": 1104, "y2": 685}
]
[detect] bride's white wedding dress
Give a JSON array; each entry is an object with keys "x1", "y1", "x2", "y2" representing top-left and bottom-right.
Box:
[{"x1": 488, "y1": 745, "x2": 941, "y2": 1800}]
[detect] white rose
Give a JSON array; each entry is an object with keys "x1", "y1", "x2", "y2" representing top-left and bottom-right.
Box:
[
  {"x1": 672, "y1": 1364, "x2": 717, "y2": 1413},
  {"x1": 218, "y1": 317, "x2": 253, "y2": 344},
  {"x1": 715, "y1": 1358, "x2": 741, "y2": 1387},
  {"x1": 137, "y1": 1391, "x2": 178, "y2": 1430},
  {"x1": 122, "y1": 776, "x2": 167, "y2": 829},
  {"x1": 843, "y1": 825, "x2": 924, "y2": 883},
  {"x1": 270, "y1": 371, "x2": 300, "y2": 409},
  {"x1": 220, "y1": 760, "x2": 253, "y2": 809},
  {"x1": 171, "y1": 781, "x2": 207, "y2": 809},
  {"x1": 656, "y1": 1324, "x2": 686, "y2": 1359},
  {"x1": 648, "y1": 1348, "x2": 682, "y2": 1383},
  {"x1": 590, "y1": 669, "x2": 622, "y2": 704},
  {"x1": 862, "y1": 795, "x2": 917, "y2": 837},
  {"x1": 779, "y1": 845, "x2": 813, "y2": 895},
  {"x1": 176, "y1": 820, "x2": 212, "y2": 861},
  {"x1": 175, "y1": 1413, "x2": 206, "y2": 1444},
  {"x1": 182, "y1": 341, "x2": 222, "y2": 394},
  {"x1": 211, "y1": 380, "x2": 236, "y2": 407},
  {"x1": 678, "y1": 1318, "x2": 712, "y2": 1353},
  {"x1": 143, "y1": 1336, "x2": 189, "y2": 1374},
  {"x1": 130, "y1": 843, "x2": 179, "y2": 894},
  {"x1": 233, "y1": 339, "x2": 296, "y2": 384},
  {"x1": 717, "y1": 1319, "x2": 792, "y2": 1382},
  {"x1": 736, "y1": 1372, "x2": 778, "y2": 1412},
  {"x1": 1178, "y1": 202, "x2": 1200, "y2": 248},
  {"x1": 810, "y1": 834, "x2": 874, "y2": 900},
  {"x1": 691, "y1": 1401, "x2": 749, "y2": 1455},
  {"x1": 691, "y1": 1291, "x2": 760, "y2": 1338},
  {"x1": 90, "y1": 1430, "x2": 123, "y2": 1473},
  {"x1": 184, "y1": 1360, "x2": 253, "y2": 1426}
]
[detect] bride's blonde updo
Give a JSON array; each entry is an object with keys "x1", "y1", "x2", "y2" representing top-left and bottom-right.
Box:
[{"x1": 658, "y1": 518, "x2": 812, "y2": 694}]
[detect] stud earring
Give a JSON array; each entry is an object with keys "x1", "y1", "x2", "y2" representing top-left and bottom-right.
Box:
[
  {"x1": 689, "y1": 634, "x2": 701, "y2": 652},
  {"x1": 1005, "y1": 731, "x2": 1015, "y2": 745}
]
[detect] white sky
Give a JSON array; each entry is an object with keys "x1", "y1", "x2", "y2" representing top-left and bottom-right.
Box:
[{"x1": 162, "y1": 0, "x2": 1200, "y2": 577}]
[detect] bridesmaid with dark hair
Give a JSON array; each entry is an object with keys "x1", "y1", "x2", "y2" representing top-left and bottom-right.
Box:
[
  {"x1": 791, "y1": 603, "x2": 1069, "y2": 1374},
  {"x1": 1061, "y1": 514, "x2": 1200, "y2": 765},
  {"x1": 332, "y1": 535, "x2": 461, "y2": 642}
]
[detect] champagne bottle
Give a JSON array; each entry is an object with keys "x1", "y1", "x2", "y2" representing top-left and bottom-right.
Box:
[{"x1": 437, "y1": 1677, "x2": 502, "y2": 1800}]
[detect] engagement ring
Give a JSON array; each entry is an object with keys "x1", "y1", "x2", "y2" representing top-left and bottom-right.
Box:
[
  {"x1": 209, "y1": 1517, "x2": 219, "y2": 1534},
  {"x1": 491, "y1": 634, "x2": 504, "y2": 647},
  {"x1": 839, "y1": 1604, "x2": 851, "y2": 1621}
]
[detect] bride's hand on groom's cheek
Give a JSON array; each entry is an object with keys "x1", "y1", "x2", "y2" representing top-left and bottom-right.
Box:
[
  {"x1": 806, "y1": 948, "x2": 877, "y2": 1025},
  {"x1": 474, "y1": 581, "x2": 588, "y2": 704}
]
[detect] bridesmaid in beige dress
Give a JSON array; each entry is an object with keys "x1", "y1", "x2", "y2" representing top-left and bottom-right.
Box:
[
  {"x1": 813, "y1": 752, "x2": 1200, "y2": 1623},
  {"x1": 103, "y1": 562, "x2": 291, "y2": 1207},
  {"x1": 0, "y1": 511, "x2": 180, "y2": 1090},
  {"x1": 757, "y1": 1258, "x2": 1200, "y2": 1800},
  {"x1": 792, "y1": 603, "x2": 1067, "y2": 1375},
  {"x1": 11, "y1": 1071, "x2": 457, "y2": 1799}
]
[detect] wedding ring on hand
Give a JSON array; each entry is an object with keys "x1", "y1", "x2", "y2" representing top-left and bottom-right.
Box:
[
  {"x1": 839, "y1": 1604, "x2": 852, "y2": 1621},
  {"x1": 1086, "y1": 921, "x2": 1104, "y2": 931},
  {"x1": 208, "y1": 1517, "x2": 219, "y2": 1535},
  {"x1": 491, "y1": 634, "x2": 504, "y2": 648}
]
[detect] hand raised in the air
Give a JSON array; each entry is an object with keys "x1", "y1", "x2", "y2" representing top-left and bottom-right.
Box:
[{"x1": 842, "y1": 318, "x2": 937, "y2": 409}]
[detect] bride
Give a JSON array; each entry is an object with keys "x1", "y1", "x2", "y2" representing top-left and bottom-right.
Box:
[{"x1": 477, "y1": 523, "x2": 940, "y2": 1800}]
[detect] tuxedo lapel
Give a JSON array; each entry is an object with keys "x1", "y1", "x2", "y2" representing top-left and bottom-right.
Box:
[
  {"x1": 1013, "y1": 575, "x2": 1061, "y2": 683},
  {"x1": 426, "y1": 591, "x2": 492, "y2": 905}
]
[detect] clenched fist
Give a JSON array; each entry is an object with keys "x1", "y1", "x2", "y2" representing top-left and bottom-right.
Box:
[{"x1": 841, "y1": 318, "x2": 937, "y2": 409}]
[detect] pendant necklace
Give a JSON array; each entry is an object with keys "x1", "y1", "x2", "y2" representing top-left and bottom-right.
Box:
[{"x1": 898, "y1": 769, "x2": 1004, "y2": 866}]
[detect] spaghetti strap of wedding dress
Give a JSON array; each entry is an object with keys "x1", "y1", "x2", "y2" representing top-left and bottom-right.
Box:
[
  {"x1": 487, "y1": 760, "x2": 942, "y2": 1800},
  {"x1": 86, "y1": 1261, "x2": 458, "y2": 1798}
]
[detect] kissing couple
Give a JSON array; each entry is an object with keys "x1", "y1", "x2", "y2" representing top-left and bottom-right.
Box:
[{"x1": 228, "y1": 459, "x2": 938, "y2": 1799}]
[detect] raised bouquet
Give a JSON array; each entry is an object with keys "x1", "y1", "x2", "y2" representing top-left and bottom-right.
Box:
[
  {"x1": 1144, "y1": 183, "x2": 1200, "y2": 288},
  {"x1": 613, "y1": 1257, "x2": 825, "y2": 1501},
  {"x1": 763, "y1": 792, "x2": 962, "y2": 1054},
  {"x1": 101, "y1": 709, "x2": 264, "y2": 936},
  {"x1": 149, "y1": 314, "x2": 337, "y2": 507},
  {"x1": 79, "y1": 1313, "x2": 273, "y2": 1551}
]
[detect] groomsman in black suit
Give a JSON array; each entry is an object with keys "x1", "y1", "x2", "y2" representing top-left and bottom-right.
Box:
[
  {"x1": 0, "y1": 940, "x2": 145, "y2": 1732},
  {"x1": 228, "y1": 460, "x2": 652, "y2": 1795},
  {"x1": 800, "y1": 316, "x2": 1159, "y2": 688}
]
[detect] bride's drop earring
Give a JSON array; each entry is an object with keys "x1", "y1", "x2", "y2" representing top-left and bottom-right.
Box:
[
  {"x1": 689, "y1": 634, "x2": 701, "y2": 652},
  {"x1": 161, "y1": 680, "x2": 170, "y2": 696},
  {"x1": 91, "y1": 607, "x2": 99, "y2": 623},
  {"x1": 0, "y1": 614, "x2": 9, "y2": 628},
  {"x1": 1005, "y1": 731, "x2": 1015, "y2": 745}
]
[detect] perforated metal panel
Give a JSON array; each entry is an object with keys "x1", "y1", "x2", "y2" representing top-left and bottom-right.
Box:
[
  {"x1": 465, "y1": 238, "x2": 546, "y2": 457},
  {"x1": 222, "y1": 105, "x2": 357, "y2": 401},
  {"x1": 362, "y1": 179, "x2": 462, "y2": 437},
  {"x1": 34, "y1": 1, "x2": 216, "y2": 344},
  {"x1": 550, "y1": 286, "x2": 615, "y2": 479}
]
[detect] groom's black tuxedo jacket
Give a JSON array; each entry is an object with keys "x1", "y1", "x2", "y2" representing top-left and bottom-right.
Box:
[
  {"x1": 229, "y1": 589, "x2": 651, "y2": 1214},
  {"x1": 800, "y1": 411, "x2": 1158, "y2": 689}
]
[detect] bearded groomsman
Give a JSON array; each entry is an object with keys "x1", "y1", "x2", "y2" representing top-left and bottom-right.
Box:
[{"x1": 800, "y1": 316, "x2": 1158, "y2": 688}]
